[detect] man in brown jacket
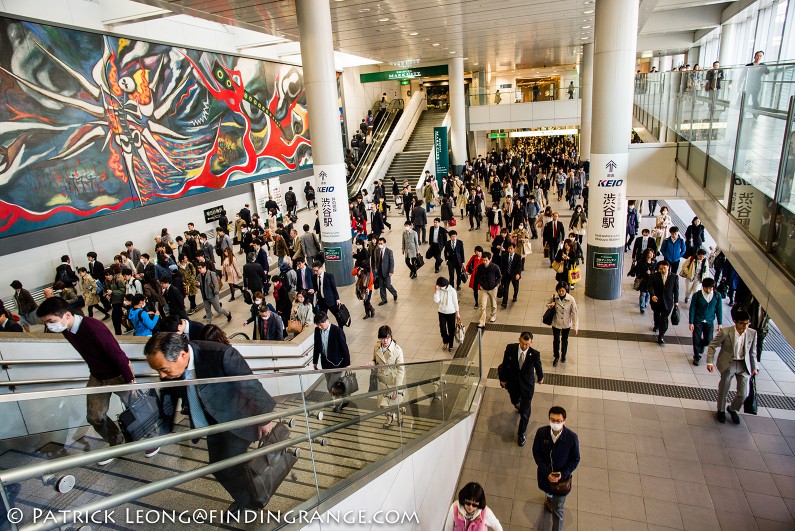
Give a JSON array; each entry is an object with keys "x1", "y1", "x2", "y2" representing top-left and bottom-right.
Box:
[{"x1": 10, "y1": 280, "x2": 39, "y2": 332}]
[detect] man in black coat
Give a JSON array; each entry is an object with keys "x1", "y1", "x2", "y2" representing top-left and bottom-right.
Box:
[
  {"x1": 145, "y1": 333, "x2": 276, "y2": 512},
  {"x1": 311, "y1": 262, "x2": 344, "y2": 327},
  {"x1": 54, "y1": 255, "x2": 79, "y2": 289},
  {"x1": 294, "y1": 258, "x2": 314, "y2": 294},
  {"x1": 242, "y1": 253, "x2": 268, "y2": 294},
  {"x1": 160, "y1": 314, "x2": 206, "y2": 341},
  {"x1": 631, "y1": 228, "x2": 658, "y2": 263},
  {"x1": 427, "y1": 218, "x2": 448, "y2": 273},
  {"x1": 239, "y1": 204, "x2": 252, "y2": 225},
  {"x1": 443, "y1": 230, "x2": 465, "y2": 289},
  {"x1": 543, "y1": 213, "x2": 566, "y2": 265},
  {"x1": 649, "y1": 260, "x2": 677, "y2": 345},
  {"x1": 498, "y1": 331, "x2": 544, "y2": 446},
  {"x1": 159, "y1": 274, "x2": 187, "y2": 320},
  {"x1": 312, "y1": 311, "x2": 351, "y2": 391},
  {"x1": 500, "y1": 243, "x2": 523, "y2": 307},
  {"x1": 374, "y1": 238, "x2": 399, "y2": 305},
  {"x1": 370, "y1": 203, "x2": 386, "y2": 239}
]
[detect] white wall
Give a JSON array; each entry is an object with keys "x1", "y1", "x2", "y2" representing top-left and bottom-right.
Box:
[
  {"x1": 468, "y1": 99, "x2": 582, "y2": 131},
  {"x1": 627, "y1": 143, "x2": 679, "y2": 199},
  {"x1": 340, "y1": 66, "x2": 401, "y2": 147}
]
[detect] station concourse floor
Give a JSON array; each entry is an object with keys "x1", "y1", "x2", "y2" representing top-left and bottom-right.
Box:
[{"x1": 80, "y1": 192, "x2": 795, "y2": 530}]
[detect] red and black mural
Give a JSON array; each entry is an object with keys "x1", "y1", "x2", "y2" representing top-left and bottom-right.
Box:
[{"x1": 0, "y1": 17, "x2": 311, "y2": 237}]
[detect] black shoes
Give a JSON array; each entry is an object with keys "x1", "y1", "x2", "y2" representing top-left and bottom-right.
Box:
[
  {"x1": 561, "y1": 357, "x2": 566, "y2": 364},
  {"x1": 501, "y1": 304, "x2": 507, "y2": 309},
  {"x1": 717, "y1": 410, "x2": 726, "y2": 423},
  {"x1": 728, "y1": 408, "x2": 741, "y2": 424},
  {"x1": 227, "y1": 313, "x2": 232, "y2": 323},
  {"x1": 640, "y1": 309, "x2": 645, "y2": 315},
  {"x1": 553, "y1": 358, "x2": 559, "y2": 367},
  {"x1": 518, "y1": 435, "x2": 527, "y2": 447},
  {"x1": 658, "y1": 337, "x2": 665, "y2": 345},
  {"x1": 379, "y1": 300, "x2": 388, "y2": 306},
  {"x1": 693, "y1": 357, "x2": 700, "y2": 366}
]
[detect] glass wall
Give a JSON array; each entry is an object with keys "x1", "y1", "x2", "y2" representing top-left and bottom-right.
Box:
[{"x1": 634, "y1": 62, "x2": 795, "y2": 279}]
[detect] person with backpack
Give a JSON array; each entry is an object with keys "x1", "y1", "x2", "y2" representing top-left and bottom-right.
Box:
[
  {"x1": 284, "y1": 186, "x2": 298, "y2": 217},
  {"x1": 127, "y1": 294, "x2": 160, "y2": 336},
  {"x1": 77, "y1": 268, "x2": 109, "y2": 320},
  {"x1": 304, "y1": 181, "x2": 316, "y2": 208},
  {"x1": 54, "y1": 255, "x2": 79, "y2": 290}
]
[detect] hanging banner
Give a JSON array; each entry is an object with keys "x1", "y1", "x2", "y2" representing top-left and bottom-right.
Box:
[
  {"x1": 314, "y1": 163, "x2": 350, "y2": 242},
  {"x1": 588, "y1": 153, "x2": 629, "y2": 247},
  {"x1": 730, "y1": 177, "x2": 766, "y2": 239},
  {"x1": 434, "y1": 126, "x2": 449, "y2": 186}
]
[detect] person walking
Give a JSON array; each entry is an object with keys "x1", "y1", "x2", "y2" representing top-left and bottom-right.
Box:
[
  {"x1": 311, "y1": 262, "x2": 345, "y2": 328},
  {"x1": 10, "y1": 280, "x2": 40, "y2": 331},
  {"x1": 375, "y1": 237, "x2": 399, "y2": 305},
  {"x1": 499, "y1": 242, "x2": 522, "y2": 308},
  {"x1": 312, "y1": 311, "x2": 351, "y2": 392},
  {"x1": 443, "y1": 230, "x2": 466, "y2": 290},
  {"x1": 474, "y1": 252, "x2": 502, "y2": 328},
  {"x1": 543, "y1": 213, "x2": 566, "y2": 266},
  {"x1": 707, "y1": 309, "x2": 758, "y2": 424},
  {"x1": 402, "y1": 221, "x2": 421, "y2": 279},
  {"x1": 412, "y1": 199, "x2": 428, "y2": 244},
  {"x1": 546, "y1": 282, "x2": 578, "y2": 367},
  {"x1": 77, "y1": 268, "x2": 109, "y2": 321},
  {"x1": 428, "y1": 218, "x2": 448, "y2": 273},
  {"x1": 634, "y1": 248, "x2": 658, "y2": 315},
  {"x1": 196, "y1": 262, "x2": 232, "y2": 323},
  {"x1": 660, "y1": 226, "x2": 687, "y2": 303},
  {"x1": 532, "y1": 406, "x2": 580, "y2": 531},
  {"x1": 444, "y1": 482, "x2": 504, "y2": 531},
  {"x1": 552, "y1": 239, "x2": 576, "y2": 288},
  {"x1": 684, "y1": 216, "x2": 706, "y2": 258},
  {"x1": 465, "y1": 246, "x2": 485, "y2": 309},
  {"x1": 434, "y1": 277, "x2": 460, "y2": 352},
  {"x1": 682, "y1": 248, "x2": 711, "y2": 303},
  {"x1": 498, "y1": 331, "x2": 544, "y2": 446},
  {"x1": 688, "y1": 277, "x2": 722, "y2": 366},
  {"x1": 371, "y1": 325, "x2": 406, "y2": 428},
  {"x1": 221, "y1": 247, "x2": 242, "y2": 302},
  {"x1": 353, "y1": 240, "x2": 375, "y2": 319},
  {"x1": 649, "y1": 261, "x2": 677, "y2": 345},
  {"x1": 570, "y1": 205, "x2": 587, "y2": 246},
  {"x1": 625, "y1": 202, "x2": 639, "y2": 252}
]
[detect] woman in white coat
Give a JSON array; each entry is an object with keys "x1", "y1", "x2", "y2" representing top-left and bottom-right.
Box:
[
  {"x1": 372, "y1": 325, "x2": 406, "y2": 428},
  {"x1": 546, "y1": 281, "x2": 579, "y2": 367}
]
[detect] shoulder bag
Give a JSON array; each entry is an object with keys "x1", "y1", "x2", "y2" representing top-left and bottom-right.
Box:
[
  {"x1": 286, "y1": 319, "x2": 303, "y2": 334},
  {"x1": 542, "y1": 305, "x2": 556, "y2": 326},
  {"x1": 243, "y1": 423, "x2": 298, "y2": 507},
  {"x1": 744, "y1": 375, "x2": 758, "y2": 415},
  {"x1": 552, "y1": 260, "x2": 565, "y2": 274},
  {"x1": 455, "y1": 316, "x2": 466, "y2": 344}
]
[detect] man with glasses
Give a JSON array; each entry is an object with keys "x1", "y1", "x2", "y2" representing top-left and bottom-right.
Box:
[{"x1": 706, "y1": 309, "x2": 759, "y2": 424}]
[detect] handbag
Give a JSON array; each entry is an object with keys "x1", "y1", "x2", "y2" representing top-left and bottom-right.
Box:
[
  {"x1": 334, "y1": 371, "x2": 360, "y2": 396},
  {"x1": 552, "y1": 260, "x2": 564, "y2": 274},
  {"x1": 744, "y1": 375, "x2": 758, "y2": 415},
  {"x1": 337, "y1": 303, "x2": 352, "y2": 327},
  {"x1": 118, "y1": 389, "x2": 173, "y2": 443},
  {"x1": 548, "y1": 476, "x2": 572, "y2": 496},
  {"x1": 415, "y1": 255, "x2": 425, "y2": 269},
  {"x1": 568, "y1": 266, "x2": 581, "y2": 284},
  {"x1": 542, "y1": 306, "x2": 556, "y2": 326},
  {"x1": 243, "y1": 423, "x2": 298, "y2": 507},
  {"x1": 455, "y1": 317, "x2": 466, "y2": 344},
  {"x1": 368, "y1": 368, "x2": 379, "y2": 392},
  {"x1": 286, "y1": 319, "x2": 303, "y2": 334},
  {"x1": 242, "y1": 288, "x2": 253, "y2": 305},
  {"x1": 670, "y1": 306, "x2": 681, "y2": 326},
  {"x1": 450, "y1": 217, "x2": 457, "y2": 227},
  {"x1": 425, "y1": 248, "x2": 434, "y2": 260},
  {"x1": 633, "y1": 277, "x2": 643, "y2": 291},
  {"x1": 460, "y1": 268, "x2": 469, "y2": 284},
  {"x1": 523, "y1": 241, "x2": 533, "y2": 255}
]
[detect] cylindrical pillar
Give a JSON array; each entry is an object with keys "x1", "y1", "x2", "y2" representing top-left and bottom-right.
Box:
[
  {"x1": 449, "y1": 57, "x2": 467, "y2": 174},
  {"x1": 719, "y1": 23, "x2": 735, "y2": 66},
  {"x1": 580, "y1": 43, "x2": 594, "y2": 162},
  {"x1": 585, "y1": 0, "x2": 638, "y2": 300},
  {"x1": 296, "y1": 0, "x2": 353, "y2": 285},
  {"x1": 477, "y1": 70, "x2": 487, "y2": 106},
  {"x1": 651, "y1": 56, "x2": 660, "y2": 71},
  {"x1": 661, "y1": 55, "x2": 673, "y2": 71}
]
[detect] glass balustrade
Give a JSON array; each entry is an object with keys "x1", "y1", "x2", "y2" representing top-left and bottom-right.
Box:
[
  {"x1": 634, "y1": 64, "x2": 795, "y2": 280},
  {"x1": 468, "y1": 87, "x2": 582, "y2": 106}
]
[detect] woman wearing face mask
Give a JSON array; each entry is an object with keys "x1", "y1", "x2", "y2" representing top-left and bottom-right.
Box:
[
  {"x1": 654, "y1": 206, "x2": 672, "y2": 248},
  {"x1": 434, "y1": 277, "x2": 460, "y2": 352},
  {"x1": 465, "y1": 246, "x2": 485, "y2": 308},
  {"x1": 242, "y1": 291, "x2": 265, "y2": 330},
  {"x1": 370, "y1": 325, "x2": 406, "y2": 428},
  {"x1": 486, "y1": 202, "x2": 503, "y2": 242},
  {"x1": 444, "y1": 482, "x2": 503, "y2": 531},
  {"x1": 569, "y1": 205, "x2": 587, "y2": 245},
  {"x1": 353, "y1": 240, "x2": 375, "y2": 319},
  {"x1": 546, "y1": 281, "x2": 579, "y2": 367},
  {"x1": 509, "y1": 198, "x2": 526, "y2": 231},
  {"x1": 511, "y1": 223, "x2": 531, "y2": 271}
]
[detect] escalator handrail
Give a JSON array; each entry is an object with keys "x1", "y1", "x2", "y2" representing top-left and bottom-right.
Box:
[{"x1": 347, "y1": 99, "x2": 404, "y2": 196}]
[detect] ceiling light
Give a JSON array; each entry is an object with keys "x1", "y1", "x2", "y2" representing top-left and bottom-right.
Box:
[
  {"x1": 584, "y1": 10, "x2": 594, "y2": 14},
  {"x1": 432, "y1": 43, "x2": 440, "y2": 46},
  {"x1": 582, "y1": 25, "x2": 591, "y2": 29},
  {"x1": 378, "y1": 17, "x2": 389, "y2": 22},
  {"x1": 449, "y1": 51, "x2": 456, "y2": 54},
  {"x1": 359, "y1": 8, "x2": 370, "y2": 12},
  {"x1": 473, "y1": 63, "x2": 479, "y2": 66},
  {"x1": 581, "y1": 37, "x2": 588, "y2": 40},
  {"x1": 409, "y1": 32, "x2": 418, "y2": 36}
]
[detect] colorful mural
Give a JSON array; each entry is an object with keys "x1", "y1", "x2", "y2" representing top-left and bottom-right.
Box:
[{"x1": 0, "y1": 17, "x2": 312, "y2": 237}]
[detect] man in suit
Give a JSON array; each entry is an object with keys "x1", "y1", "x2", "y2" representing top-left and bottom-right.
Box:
[
  {"x1": 54, "y1": 255, "x2": 79, "y2": 289},
  {"x1": 196, "y1": 263, "x2": 232, "y2": 323},
  {"x1": 86, "y1": 252, "x2": 105, "y2": 283},
  {"x1": 144, "y1": 333, "x2": 276, "y2": 512},
  {"x1": 238, "y1": 203, "x2": 252, "y2": 225},
  {"x1": 649, "y1": 261, "x2": 677, "y2": 345},
  {"x1": 375, "y1": 237, "x2": 399, "y2": 305},
  {"x1": 199, "y1": 234, "x2": 216, "y2": 266},
  {"x1": 313, "y1": 311, "x2": 351, "y2": 392},
  {"x1": 500, "y1": 242, "x2": 523, "y2": 308},
  {"x1": 294, "y1": 257, "x2": 313, "y2": 294},
  {"x1": 543, "y1": 213, "x2": 566, "y2": 265},
  {"x1": 251, "y1": 240, "x2": 270, "y2": 273},
  {"x1": 443, "y1": 230, "x2": 466, "y2": 290},
  {"x1": 411, "y1": 199, "x2": 428, "y2": 244},
  {"x1": 498, "y1": 331, "x2": 544, "y2": 446},
  {"x1": 370, "y1": 203, "x2": 386, "y2": 239},
  {"x1": 159, "y1": 274, "x2": 187, "y2": 320},
  {"x1": 532, "y1": 406, "x2": 580, "y2": 530},
  {"x1": 311, "y1": 261, "x2": 344, "y2": 327},
  {"x1": 160, "y1": 314, "x2": 206, "y2": 341},
  {"x1": 427, "y1": 218, "x2": 448, "y2": 273},
  {"x1": 689, "y1": 278, "x2": 722, "y2": 366},
  {"x1": 632, "y1": 228, "x2": 658, "y2": 263},
  {"x1": 242, "y1": 252, "x2": 268, "y2": 294},
  {"x1": 660, "y1": 227, "x2": 687, "y2": 303},
  {"x1": 707, "y1": 309, "x2": 759, "y2": 424}
]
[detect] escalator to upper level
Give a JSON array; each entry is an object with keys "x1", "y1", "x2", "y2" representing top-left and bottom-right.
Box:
[{"x1": 347, "y1": 99, "x2": 404, "y2": 199}]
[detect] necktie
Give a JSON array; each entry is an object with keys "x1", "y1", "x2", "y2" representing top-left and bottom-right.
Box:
[
  {"x1": 509, "y1": 255, "x2": 513, "y2": 269},
  {"x1": 553, "y1": 224, "x2": 557, "y2": 238},
  {"x1": 319, "y1": 275, "x2": 323, "y2": 298},
  {"x1": 519, "y1": 349, "x2": 526, "y2": 367},
  {"x1": 184, "y1": 369, "x2": 209, "y2": 428}
]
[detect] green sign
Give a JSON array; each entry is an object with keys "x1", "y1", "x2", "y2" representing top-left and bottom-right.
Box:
[
  {"x1": 400, "y1": 80, "x2": 410, "y2": 85},
  {"x1": 594, "y1": 253, "x2": 619, "y2": 269},
  {"x1": 489, "y1": 133, "x2": 508, "y2": 139},
  {"x1": 434, "y1": 126, "x2": 449, "y2": 186},
  {"x1": 324, "y1": 247, "x2": 342, "y2": 262},
  {"x1": 359, "y1": 65, "x2": 449, "y2": 83}
]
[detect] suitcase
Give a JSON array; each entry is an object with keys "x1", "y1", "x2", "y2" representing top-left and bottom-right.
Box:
[
  {"x1": 118, "y1": 389, "x2": 174, "y2": 442},
  {"x1": 243, "y1": 423, "x2": 298, "y2": 507}
]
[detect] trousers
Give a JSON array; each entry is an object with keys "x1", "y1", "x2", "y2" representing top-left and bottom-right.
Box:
[
  {"x1": 378, "y1": 274, "x2": 398, "y2": 302},
  {"x1": 717, "y1": 360, "x2": 750, "y2": 413},
  {"x1": 692, "y1": 322, "x2": 714, "y2": 360},
  {"x1": 478, "y1": 288, "x2": 498, "y2": 326},
  {"x1": 86, "y1": 374, "x2": 129, "y2": 446},
  {"x1": 203, "y1": 296, "x2": 231, "y2": 320},
  {"x1": 546, "y1": 493, "x2": 567, "y2": 531},
  {"x1": 207, "y1": 431, "x2": 256, "y2": 509},
  {"x1": 438, "y1": 312, "x2": 457, "y2": 346},
  {"x1": 508, "y1": 385, "x2": 534, "y2": 437},
  {"x1": 552, "y1": 327, "x2": 571, "y2": 360}
]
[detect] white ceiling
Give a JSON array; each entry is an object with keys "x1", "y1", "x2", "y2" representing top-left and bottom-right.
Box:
[{"x1": 131, "y1": 0, "x2": 739, "y2": 71}]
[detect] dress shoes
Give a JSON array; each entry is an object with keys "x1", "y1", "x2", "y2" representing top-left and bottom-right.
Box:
[
  {"x1": 727, "y1": 408, "x2": 741, "y2": 424},
  {"x1": 518, "y1": 435, "x2": 527, "y2": 447}
]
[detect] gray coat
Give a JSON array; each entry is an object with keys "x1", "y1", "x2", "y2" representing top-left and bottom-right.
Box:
[
  {"x1": 707, "y1": 326, "x2": 758, "y2": 373},
  {"x1": 402, "y1": 229, "x2": 420, "y2": 259},
  {"x1": 198, "y1": 271, "x2": 220, "y2": 301},
  {"x1": 411, "y1": 205, "x2": 427, "y2": 227}
]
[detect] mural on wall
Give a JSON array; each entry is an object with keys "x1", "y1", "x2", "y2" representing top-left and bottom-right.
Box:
[{"x1": 0, "y1": 17, "x2": 312, "y2": 237}]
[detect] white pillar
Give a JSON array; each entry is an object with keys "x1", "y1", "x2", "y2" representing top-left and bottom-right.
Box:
[
  {"x1": 687, "y1": 46, "x2": 701, "y2": 67},
  {"x1": 580, "y1": 43, "x2": 594, "y2": 162},
  {"x1": 585, "y1": 0, "x2": 639, "y2": 301},
  {"x1": 661, "y1": 55, "x2": 673, "y2": 71},
  {"x1": 449, "y1": 57, "x2": 467, "y2": 172},
  {"x1": 651, "y1": 56, "x2": 660, "y2": 71},
  {"x1": 719, "y1": 23, "x2": 736, "y2": 66},
  {"x1": 296, "y1": 0, "x2": 353, "y2": 285}
]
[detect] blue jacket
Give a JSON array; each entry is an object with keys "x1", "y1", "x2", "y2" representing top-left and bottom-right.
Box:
[
  {"x1": 660, "y1": 236, "x2": 686, "y2": 263},
  {"x1": 127, "y1": 307, "x2": 160, "y2": 336},
  {"x1": 532, "y1": 426, "x2": 580, "y2": 494},
  {"x1": 689, "y1": 290, "x2": 723, "y2": 326}
]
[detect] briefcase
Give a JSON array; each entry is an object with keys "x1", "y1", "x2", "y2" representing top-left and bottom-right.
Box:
[
  {"x1": 242, "y1": 288, "x2": 253, "y2": 305},
  {"x1": 670, "y1": 306, "x2": 681, "y2": 326},
  {"x1": 243, "y1": 423, "x2": 298, "y2": 507},
  {"x1": 338, "y1": 303, "x2": 352, "y2": 327},
  {"x1": 118, "y1": 389, "x2": 173, "y2": 443},
  {"x1": 744, "y1": 375, "x2": 758, "y2": 415},
  {"x1": 332, "y1": 371, "x2": 359, "y2": 396}
]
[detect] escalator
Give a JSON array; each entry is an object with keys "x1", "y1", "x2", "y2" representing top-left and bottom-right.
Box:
[{"x1": 347, "y1": 99, "x2": 404, "y2": 198}]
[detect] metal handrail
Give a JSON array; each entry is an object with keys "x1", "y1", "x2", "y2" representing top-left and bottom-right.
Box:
[{"x1": 347, "y1": 99, "x2": 404, "y2": 197}]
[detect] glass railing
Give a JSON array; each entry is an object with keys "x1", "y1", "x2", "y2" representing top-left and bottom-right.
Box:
[
  {"x1": 634, "y1": 63, "x2": 795, "y2": 280},
  {"x1": 347, "y1": 99, "x2": 404, "y2": 198},
  {"x1": 0, "y1": 330, "x2": 482, "y2": 530},
  {"x1": 468, "y1": 86, "x2": 582, "y2": 106}
]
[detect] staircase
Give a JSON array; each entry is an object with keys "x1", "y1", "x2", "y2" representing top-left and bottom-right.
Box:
[{"x1": 384, "y1": 109, "x2": 447, "y2": 203}]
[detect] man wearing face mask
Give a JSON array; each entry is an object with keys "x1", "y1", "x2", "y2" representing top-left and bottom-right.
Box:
[{"x1": 36, "y1": 297, "x2": 145, "y2": 465}]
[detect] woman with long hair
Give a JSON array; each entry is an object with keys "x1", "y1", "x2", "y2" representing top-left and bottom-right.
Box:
[
  {"x1": 221, "y1": 247, "x2": 242, "y2": 301},
  {"x1": 288, "y1": 290, "x2": 314, "y2": 335},
  {"x1": 465, "y1": 246, "x2": 485, "y2": 308},
  {"x1": 569, "y1": 204, "x2": 587, "y2": 245},
  {"x1": 553, "y1": 239, "x2": 575, "y2": 287},
  {"x1": 353, "y1": 240, "x2": 375, "y2": 319}
]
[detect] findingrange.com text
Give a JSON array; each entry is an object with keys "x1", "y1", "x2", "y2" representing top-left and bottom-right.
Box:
[{"x1": 7, "y1": 508, "x2": 421, "y2": 526}]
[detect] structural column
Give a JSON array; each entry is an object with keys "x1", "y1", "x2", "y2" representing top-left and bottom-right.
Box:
[
  {"x1": 651, "y1": 56, "x2": 660, "y2": 71},
  {"x1": 719, "y1": 23, "x2": 735, "y2": 66},
  {"x1": 296, "y1": 0, "x2": 353, "y2": 285},
  {"x1": 449, "y1": 57, "x2": 467, "y2": 174},
  {"x1": 585, "y1": 0, "x2": 639, "y2": 300},
  {"x1": 580, "y1": 43, "x2": 594, "y2": 162}
]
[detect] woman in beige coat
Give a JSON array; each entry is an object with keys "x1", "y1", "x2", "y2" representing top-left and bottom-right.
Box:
[
  {"x1": 372, "y1": 325, "x2": 406, "y2": 428},
  {"x1": 546, "y1": 281, "x2": 579, "y2": 367},
  {"x1": 221, "y1": 247, "x2": 242, "y2": 301}
]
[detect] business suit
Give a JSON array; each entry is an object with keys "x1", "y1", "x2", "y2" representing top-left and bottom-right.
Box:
[
  {"x1": 295, "y1": 265, "x2": 313, "y2": 294},
  {"x1": 313, "y1": 272, "x2": 344, "y2": 327},
  {"x1": 443, "y1": 239, "x2": 465, "y2": 289},
  {"x1": 313, "y1": 324, "x2": 351, "y2": 390},
  {"x1": 543, "y1": 220, "x2": 566, "y2": 264},
  {"x1": 632, "y1": 235, "x2": 658, "y2": 262},
  {"x1": 427, "y1": 225, "x2": 448, "y2": 272},
  {"x1": 707, "y1": 326, "x2": 759, "y2": 415},
  {"x1": 499, "y1": 251, "x2": 523, "y2": 306},
  {"x1": 184, "y1": 319, "x2": 206, "y2": 341},
  {"x1": 374, "y1": 247, "x2": 398, "y2": 303},
  {"x1": 649, "y1": 271, "x2": 677, "y2": 341},
  {"x1": 498, "y1": 343, "x2": 543, "y2": 440},
  {"x1": 198, "y1": 271, "x2": 230, "y2": 321},
  {"x1": 163, "y1": 284, "x2": 187, "y2": 320}
]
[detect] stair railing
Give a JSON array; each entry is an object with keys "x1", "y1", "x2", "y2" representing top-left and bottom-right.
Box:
[{"x1": 347, "y1": 99, "x2": 404, "y2": 197}]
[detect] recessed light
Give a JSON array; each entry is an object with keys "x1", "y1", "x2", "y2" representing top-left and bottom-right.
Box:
[
  {"x1": 581, "y1": 37, "x2": 588, "y2": 40},
  {"x1": 359, "y1": 8, "x2": 370, "y2": 12},
  {"x1": 378, "y1": 17, "x2": 389, "y2": 22},
  {"x1": 409, "y1": 32, "x2": 419, "y2": 36},
  {"x1": 449, "y1": 51, "x2": 456, "y2": 54},
  {"x1": 473, "y1": 63, "x2": 479, "y2": 66},
  {"x1": 432, "y1": 43, "x2": 440, "y2": 46},
  {"x1": 582, "y1": 25, "x2": 591, "y2": 29},
  {"x1": 584, "y1": 10, "x2": 594, "y2": 14}
]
